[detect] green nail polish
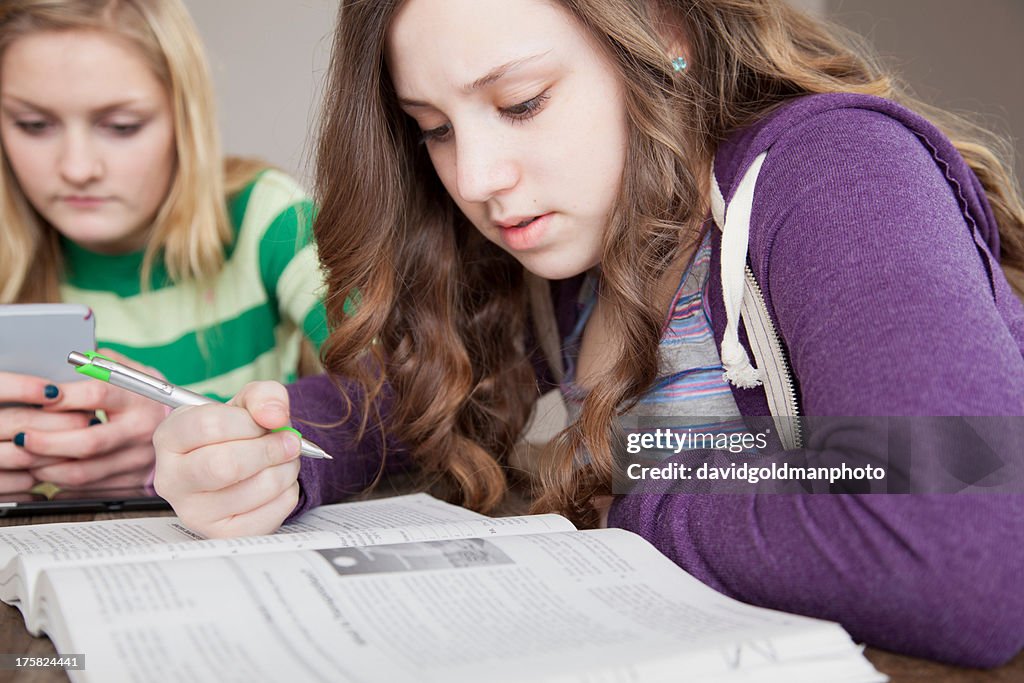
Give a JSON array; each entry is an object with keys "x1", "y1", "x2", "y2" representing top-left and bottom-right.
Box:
[{"x1": 13, "y1": 432, "x2": 25, "y2": 447}]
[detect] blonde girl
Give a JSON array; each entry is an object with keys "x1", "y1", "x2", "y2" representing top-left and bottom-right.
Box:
[{"x1": 0, "y1": 0, "x2": 327, "y2": 491}]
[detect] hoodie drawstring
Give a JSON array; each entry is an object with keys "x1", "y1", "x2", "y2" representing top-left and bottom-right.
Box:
[{"x1": 710, "y1": 152, "x2": 768, "y2": 389}]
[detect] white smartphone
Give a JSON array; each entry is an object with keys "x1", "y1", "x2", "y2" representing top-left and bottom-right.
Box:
[{"x1": 0, "y1": 303, "x2": 97, "y2": 385}]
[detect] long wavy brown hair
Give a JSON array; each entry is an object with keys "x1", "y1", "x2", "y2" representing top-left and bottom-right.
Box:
[{"x1": 315, "y1": 0, "x2": 1024, "y2": 524}]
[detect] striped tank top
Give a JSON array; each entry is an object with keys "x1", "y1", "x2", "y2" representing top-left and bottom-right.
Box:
[{"x1": 561, "y1": 230, "x2": 744, "y2": 459}]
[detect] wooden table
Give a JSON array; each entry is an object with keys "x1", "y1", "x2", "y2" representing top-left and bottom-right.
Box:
[{"x1": 1, "y1": 502, "x2": 1022, "y2": 683}]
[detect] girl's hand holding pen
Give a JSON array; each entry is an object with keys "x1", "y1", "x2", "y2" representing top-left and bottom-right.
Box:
[{"x1": 153, "y1": 381, "x2": 301, "y2": 539}]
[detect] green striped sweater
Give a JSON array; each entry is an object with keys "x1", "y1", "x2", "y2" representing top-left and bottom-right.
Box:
[{"x1": 60, "y1": 170, "x2": 329, "y2": 402}]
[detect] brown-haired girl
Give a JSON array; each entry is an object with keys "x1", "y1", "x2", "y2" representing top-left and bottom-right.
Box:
[{"x1": 153, "y1": 0, "x2": 1024, "y2": 666}]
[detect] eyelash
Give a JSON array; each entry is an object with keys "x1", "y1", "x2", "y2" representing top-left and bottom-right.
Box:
[
  {"x1": 106, "y1": 122, "x2": 143, "y2": 137},
  {"x1": 12, "y1": 120, "x2": 144, "y2": 137},
  {"x1": 419, "y1": 89, "x2": 552, "y2": 145},
  {"x1": 14, "y1": 120, "x2": 51, "y2": 135}
]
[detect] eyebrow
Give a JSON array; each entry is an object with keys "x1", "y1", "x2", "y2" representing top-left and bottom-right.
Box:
[
  {"x1": 0, "y1": 95, "x2": 148, "y2": 117},
  {"x1": 398, "y1": 51, "x2": 552, "y2": 108}
]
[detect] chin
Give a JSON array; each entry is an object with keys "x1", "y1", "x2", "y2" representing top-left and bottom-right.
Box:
[
  {"x1": 518, "y1": 254, "x2": 595, "y2": 281},
  {"x1": 61, "y1": 228, "x2": 138, "y2": 253}
]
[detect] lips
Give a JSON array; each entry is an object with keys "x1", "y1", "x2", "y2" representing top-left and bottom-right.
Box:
[
  {"x1": 62, "y1": 196, "x2": 108, "y2": 209},
  {"x1": 495, "y1": 215, "x2": 543, "y2": 230},
  {"x1": 495, "y1": 212, "x2": 553, "y2": 251}
]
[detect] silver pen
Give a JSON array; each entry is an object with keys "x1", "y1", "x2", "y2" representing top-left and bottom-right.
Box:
[{"x1": 67, "y1": 351, "x2": 332, "y2": 459}]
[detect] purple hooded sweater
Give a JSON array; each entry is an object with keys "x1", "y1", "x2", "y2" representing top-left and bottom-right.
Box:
[{"x1": 285, "y1": 94, "x2": 1024, "y2": 667}]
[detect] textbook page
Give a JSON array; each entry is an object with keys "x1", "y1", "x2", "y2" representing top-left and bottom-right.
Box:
[
  {"x1": 39, "y1": 528, "x2": 884, "y2": 683},
  {"x1": 0, "y1": 493, "x2": 575, "y2": 628}
]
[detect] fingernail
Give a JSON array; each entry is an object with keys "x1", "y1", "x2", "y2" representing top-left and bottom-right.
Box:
[
  {"x1": 13, "y1": 432, "x2": 25, "y2": 447},
  {"x1": 280, "y1": 430, "x2": 301, "y2": 458},
  {"x1": 44, "y1": 385, "x2": 59, "y2": 399},
  {"x1": 89, "y1": 417, "x2": 102, "y2": 426}
]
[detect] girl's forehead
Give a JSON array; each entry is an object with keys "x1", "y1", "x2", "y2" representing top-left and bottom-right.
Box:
[
  {"x1": 386, "y1": 0, "x2": 589, "y2": 93},
  {"x1": 0, "y1": 29, "x2": 165, "y2": 108}
]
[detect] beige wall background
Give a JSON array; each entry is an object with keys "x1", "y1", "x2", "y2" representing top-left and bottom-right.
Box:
[
  {"x1": 828, "y1": 0, "x2": 1024, "y2": 180},
  {"x1": 182, "y1": 0, "x2": 338, "y2": 184},
  {"x1": 184, "y1": 0, "x2": 1021, "y2": 185}
]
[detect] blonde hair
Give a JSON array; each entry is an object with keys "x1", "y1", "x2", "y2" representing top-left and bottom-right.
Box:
[{"x1": 0, "y1": 0, "x2": 262, "y2": 303}]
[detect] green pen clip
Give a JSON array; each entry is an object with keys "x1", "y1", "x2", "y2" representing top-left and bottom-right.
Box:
[{"x1": 73, "y1": 351, "x2": 116, "y2": 382}]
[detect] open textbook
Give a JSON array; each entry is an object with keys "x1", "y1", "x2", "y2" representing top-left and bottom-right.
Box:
[{"x1": 0, "y1": 493, "x2": 886, "y2": 683}]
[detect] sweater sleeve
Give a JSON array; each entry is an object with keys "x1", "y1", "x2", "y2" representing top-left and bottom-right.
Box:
[
  {"x1": 609, "y1": 109, "x2": 1024, "y2": 667},
  {"x1": 285, "y1": 373, "x2": 412, "y2": 519}
]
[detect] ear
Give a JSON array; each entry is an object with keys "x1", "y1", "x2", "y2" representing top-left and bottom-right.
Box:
[{"x1": 648, "y1": 2, "x2": 692, "y2": 69}]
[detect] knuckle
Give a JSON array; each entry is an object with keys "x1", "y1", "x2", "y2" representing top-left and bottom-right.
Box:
[
  {"x1": 238, "y1": 380, "x2": 287, "y2": 407},
  {"x1": 78, "y1": 382, "x2": 107, "y2": 407},
  {"x1": 152, "y1": 420, "x2": 175, "y2": 454},
  {"x1": 231, "y1": 382, "x2": 260, "y2": 405},
  {"x1": 257, "y1": 380, "x2": 286, "y2": 398},
  {"x1": 205, "y1": 451, "x2": 242, "y2": 486},
  {"x1": 193, "y1": 410, "x2": 227, "y2": 444},
  {"x1": 254, "y1": 468, "x2": 281, "y2": 502}
]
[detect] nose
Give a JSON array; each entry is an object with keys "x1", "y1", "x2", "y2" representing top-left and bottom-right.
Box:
[
  {"x1": 58, "y1": 129, "x2": 103, "y2": 186},
  {"x1": 453, "y1": 129, "x2": 519, "y2": 204}
]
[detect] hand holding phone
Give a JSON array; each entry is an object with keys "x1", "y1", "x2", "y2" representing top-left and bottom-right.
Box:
[
  {"x1": 0, "y1": 304, "x2": 165, "y2": 490},
  {"x1": 0, "y1": 304, "x2": 96, "y2": 490}
]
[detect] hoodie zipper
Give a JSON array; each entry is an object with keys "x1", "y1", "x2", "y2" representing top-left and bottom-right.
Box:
[{"x1": 743, "y1": 263, "x2": 803, "y2": 449}]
